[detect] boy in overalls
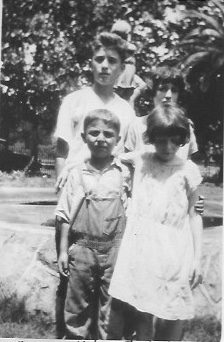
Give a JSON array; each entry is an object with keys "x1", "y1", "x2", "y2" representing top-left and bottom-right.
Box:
[{"x1": 56, "y1": 108, "x2": 131, "y2": 339}]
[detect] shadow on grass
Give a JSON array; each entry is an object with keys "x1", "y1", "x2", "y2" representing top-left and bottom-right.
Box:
[
  {"x1": 183, "y1": 315, "x2": 221, "y2": 342},
  {"x1": 0, "y1": 293, "x2": 55, "y2": 338},
  {"x1": 203, "y1": 216, "x2": 223, "y2": 228}
]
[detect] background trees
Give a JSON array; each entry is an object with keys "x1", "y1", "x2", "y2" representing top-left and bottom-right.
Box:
[{"x1": 1, "y1": 0, "x2": 223, "y2": 174}]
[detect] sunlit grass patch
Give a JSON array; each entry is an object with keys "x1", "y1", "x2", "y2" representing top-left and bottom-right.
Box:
[{"x1": 0, "y1": 170, "x2": 55, "y2": 187}]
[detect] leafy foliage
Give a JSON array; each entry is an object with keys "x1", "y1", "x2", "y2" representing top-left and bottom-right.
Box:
[
  {"x1": 1, "y1": 0, "x2": 223, "y2": 170},
  {"x1": 178, "y1": 0, "x2": 224, "y2": 92}
]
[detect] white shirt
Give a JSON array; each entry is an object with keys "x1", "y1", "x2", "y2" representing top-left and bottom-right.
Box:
[{"x1": 54, "y1": 87, "x2": 135, "y2": 164}]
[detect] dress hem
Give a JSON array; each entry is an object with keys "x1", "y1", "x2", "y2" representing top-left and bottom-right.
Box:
[{"x1": 110, "y1": 293, "x2": 194, "y2": 321}]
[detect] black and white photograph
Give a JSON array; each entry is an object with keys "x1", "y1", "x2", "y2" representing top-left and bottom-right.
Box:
[{"x1": 0, "y1": 0, "x2": 223, "y2": 341}]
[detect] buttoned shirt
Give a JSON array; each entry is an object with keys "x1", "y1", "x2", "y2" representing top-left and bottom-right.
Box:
[{"x1": 55, "y1": 158, "x2": 132, "y2": 226}]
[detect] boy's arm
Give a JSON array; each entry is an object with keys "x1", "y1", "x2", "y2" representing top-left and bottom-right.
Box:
[
  {"x1": 55, "y1": 138, "x2": 69, "y2": 192},
  {"x1": 125, "y1": 117, "x2": 144, "y2": 153},
  {"x1": 54, "y1": 94, "x2": 75, "y2": 190},
  {"x1": 56, "y1": 169, "x2": 83, "y2": 276},
  {"x1": 55, "y1": 138, "x2": 69, "y2": 177},
  {"x1": 58, "y1": 221, "x2": 70, "y2": 277},
  {"x1": 189, "y1": 189, "x2": 203, "y2": 290}
]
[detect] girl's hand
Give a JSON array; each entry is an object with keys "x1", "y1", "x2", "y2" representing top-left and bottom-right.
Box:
[
  {"x1": 190, "y1": 261, "x2": 203, "y2": 290},
  {"x1": 194, "y1": 195, "x2": 204, "y2": 215},
  {"x1": 58, "y1": 251, "x2": 69, "y2": 277}
]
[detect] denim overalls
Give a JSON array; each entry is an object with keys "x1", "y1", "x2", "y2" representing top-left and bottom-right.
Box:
[{"x1": 64, "y1": 166, "x2": 127, "y2": 339}]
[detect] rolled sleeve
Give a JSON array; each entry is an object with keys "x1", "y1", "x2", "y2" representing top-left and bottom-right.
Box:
[
  {"x1": 185, "y1": 160, "x2": 202, "y2": 197},
  {"x1": 55, "y1": 169, "x2": 84, "y2": 224},
  {"x1": 189, "y1": 125, "x2": 198, "y2": 156}
]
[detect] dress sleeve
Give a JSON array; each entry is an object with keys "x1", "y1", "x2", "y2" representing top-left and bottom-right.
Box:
[
  {"x1": 55, "y1": 169, "x2": 84, "y2": 224},
  {"x1": 185, "y1": 160, "x2": 202, "y2": 195},
  {"x1": 188, "y1": 123, "x2": 198, "y2": 156}
]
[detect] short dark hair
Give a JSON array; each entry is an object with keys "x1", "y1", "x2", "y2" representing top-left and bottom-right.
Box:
[
  {"x1": 150, "y1": 66, "x2": 185, "y2": 97},
  {"x1": 92, "y1": 32, "x2": 127, "y2": 63},
  {"x1": 83, "y1": 109, "x2": 120, "y2": 134},
  {"x1": 144, "y1": 103, "x2": 190, "y2": 146}
]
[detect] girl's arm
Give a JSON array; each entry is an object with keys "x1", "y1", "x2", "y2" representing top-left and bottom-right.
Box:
[
  {"x1": 58, "y1": 220, "x2": 70, "y2": 277},
  {"x1": 189, "y1": 189, "x2": 203, "y2": 290}
]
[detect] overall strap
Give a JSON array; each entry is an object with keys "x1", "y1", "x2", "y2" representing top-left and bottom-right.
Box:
[{"x1": 118, "y1": 167, "x2": 124, "y2": 197}]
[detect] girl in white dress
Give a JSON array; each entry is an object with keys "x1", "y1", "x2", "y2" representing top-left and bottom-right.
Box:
[{"x1": 109, "y1": 103, "x2": 203, "y2": 341}]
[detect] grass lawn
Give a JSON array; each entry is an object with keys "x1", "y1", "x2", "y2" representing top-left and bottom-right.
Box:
[
  {"x1": 0, "y1": 170, "x2": 222, "y2": 219},
  {"x1": 0, "y1": 170, "x2": 55, "y2": 188},
  {"x1": 0, "y1": 171, "x2": 222, "y2": 340},
  {"x1": 0, "y1": 294, "x2": 221, "y2": 340}
]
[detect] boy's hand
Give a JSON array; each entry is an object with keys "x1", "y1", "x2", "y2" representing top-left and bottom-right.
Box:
[
  {"x1": 58, "y1": 251, "x2": 69, "y2": 277},
  {"x1": 55, "y1": 168, "x2": 69, "y2": 194},
  {"x1": 194, "y1": 195, "x2": 204, "y2": 215},
  {"x1": 190, "y1": 261, "x2": 203, "y2": 290}
]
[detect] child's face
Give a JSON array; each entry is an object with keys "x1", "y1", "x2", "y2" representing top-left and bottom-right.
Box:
[
  {"x1": 153, "y1": 82, "x2": 179, "y2": 106},
  {"x1": 154, "y1": 135, "x2": 181, "y2": 162},
  {"x1": 82, "y1": 119, "x2": 120, "y2": 159},
  {"x1": 92, "y1": 47, "x2": 124, "y2": 87}
]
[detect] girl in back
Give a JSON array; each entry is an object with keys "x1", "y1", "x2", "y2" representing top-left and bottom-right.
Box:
[{"x1": 109, "y1": 103, "x2": 203, "y2": 341}]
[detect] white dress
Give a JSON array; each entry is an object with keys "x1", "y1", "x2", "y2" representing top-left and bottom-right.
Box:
[{"x1": 109, "y1": 152, "x2": 202, "y2": 320}]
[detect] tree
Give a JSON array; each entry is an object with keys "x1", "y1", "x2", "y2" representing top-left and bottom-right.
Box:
[
  {"x1": 177, "y1": 0, "x2": 223, "y2": 182},
  {"x1": 178, "y1": 0, "x2": 224, "y2": 92},
  {"x1": 1, "y1": 0, "x2": 222, "y2": 177}
]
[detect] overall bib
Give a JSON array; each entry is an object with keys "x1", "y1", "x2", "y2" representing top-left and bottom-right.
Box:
[{"x1": 65, "y1": 169, "x2": 126, "y2": 339}]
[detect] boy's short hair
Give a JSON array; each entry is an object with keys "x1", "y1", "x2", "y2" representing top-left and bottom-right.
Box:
[
  {"x1": 83, "y1": 109, "x2": 121, "y2": 135},
  {"x1": 144, "y1": 103, "x2": 190, "y2": 146},
  {"x1": 92, "y1": 32, "x2": 127, "y2": 63},
  {"x1": 150, "y1": 66, "x2": 185, "y2": 97},
  {"x1": 111, "y1": 20, "x2": 131, "y2": 40}
]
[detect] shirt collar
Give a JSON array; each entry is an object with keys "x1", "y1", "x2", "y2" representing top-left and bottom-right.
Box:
[{"x1": 83, "y1": 156, "x2": 123, "y2": 173}]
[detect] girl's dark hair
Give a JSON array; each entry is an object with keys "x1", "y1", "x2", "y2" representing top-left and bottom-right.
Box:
[
  {"x1": 83, "y1": 108, "x2": 120, "y2": 134},
  {"x1": 150, "y1": 66, "x2": 185, "y2": 99},
  {"x1": 92, "y1": 32, "x2": 127, "y2": 63},
  {"x1": 143, "y1": 103, "x2": 190, "y2": 146}
]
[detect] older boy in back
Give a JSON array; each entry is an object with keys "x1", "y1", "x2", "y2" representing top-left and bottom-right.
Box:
[{"x1": 54, "y1": 32, "x2": 135, "y2": 189}]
